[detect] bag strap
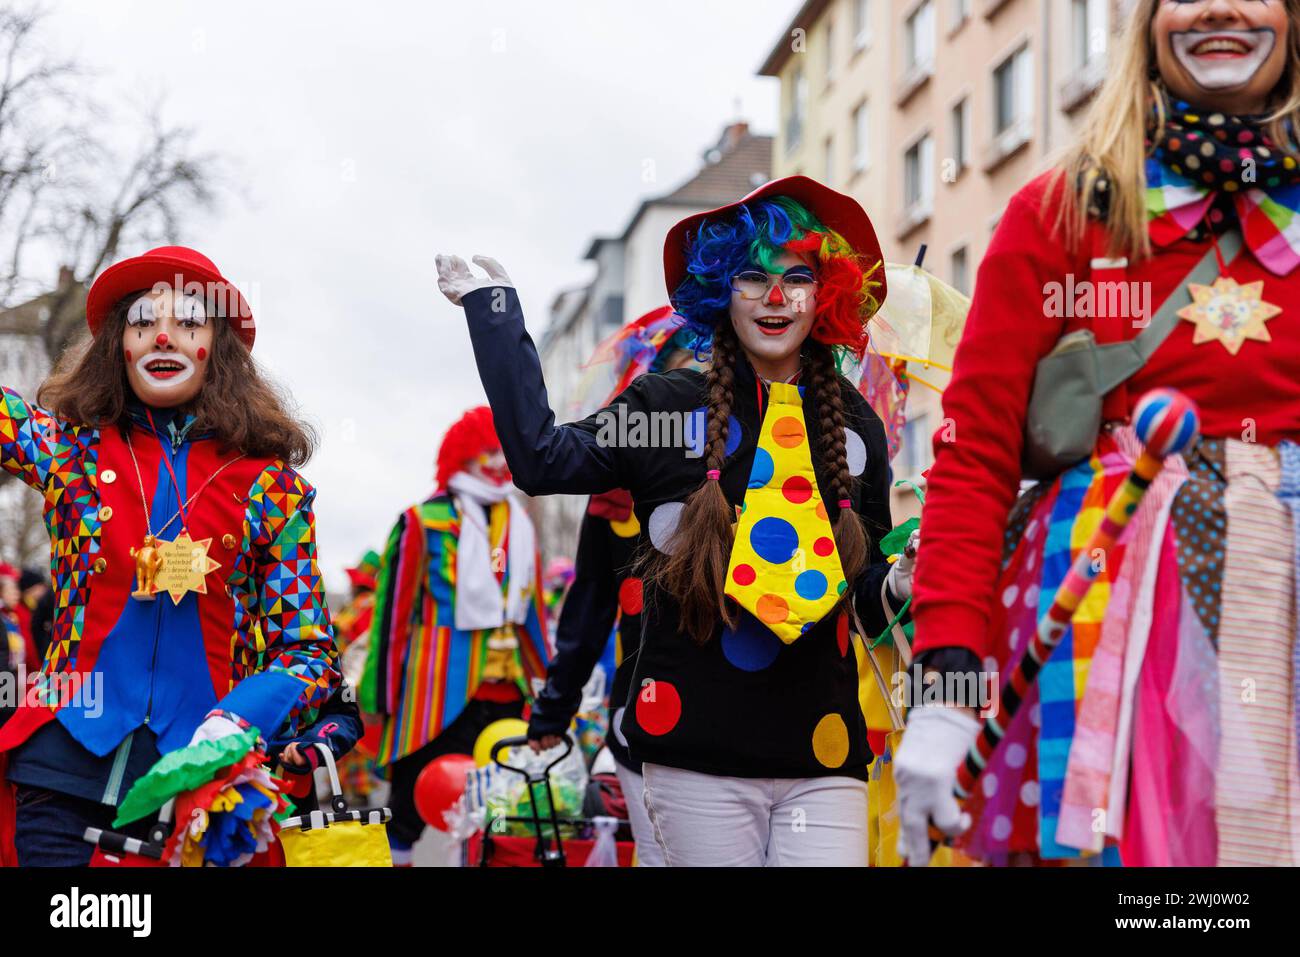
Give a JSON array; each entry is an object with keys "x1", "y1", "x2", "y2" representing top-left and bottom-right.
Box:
[
  {"x1": 1093, "y1": 230, "x2": 1242, "y2": 407},
  {"x1": 849, "y1": 598, "x2": 904, "y2": 733}
]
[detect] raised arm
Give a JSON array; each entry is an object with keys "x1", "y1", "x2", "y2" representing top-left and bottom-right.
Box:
[
  {"x1": 0, "y1": 387, "x2": 68, "y2": 492},
  {"x1": 436, "y1": 254, "x2": 631, "y2": 497}
]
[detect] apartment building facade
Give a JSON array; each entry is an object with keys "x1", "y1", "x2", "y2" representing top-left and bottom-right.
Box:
[{"x1": 760, "y1": 0, "x2": 1120, "y2": 519}]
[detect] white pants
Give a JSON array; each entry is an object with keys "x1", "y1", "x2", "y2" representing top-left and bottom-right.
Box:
[
  {"x1": 614, "y1": 763, "x2": 666, "y2": 867},
  {"x1": 640, "y1": 762, "x2": 868, "y2": 866}
]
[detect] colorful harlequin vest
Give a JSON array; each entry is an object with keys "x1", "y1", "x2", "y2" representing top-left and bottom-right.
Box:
[{"x1": 0, "y1": 416, "x2": 331, "y2": 759}]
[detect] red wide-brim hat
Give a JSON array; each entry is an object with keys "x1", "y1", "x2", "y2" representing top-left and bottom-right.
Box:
[
  {"x1": 86, "y1": 246, "x2": 255, "y2": 349},
  {"x1": 662, "y1": 175, "x2": 886, "y2": 308}
]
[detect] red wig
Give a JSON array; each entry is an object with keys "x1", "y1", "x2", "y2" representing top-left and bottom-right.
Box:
[{"x1": 435, "y1": 406, "x2": 501, "y2": 490}]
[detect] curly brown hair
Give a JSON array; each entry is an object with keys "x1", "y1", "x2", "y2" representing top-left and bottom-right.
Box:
[
  {"x1": 650, "y1": 321, "x2": 867, "y2": 644},
  {"x1": 37, "y1": 291, "x2": 317, "y2": 467}
]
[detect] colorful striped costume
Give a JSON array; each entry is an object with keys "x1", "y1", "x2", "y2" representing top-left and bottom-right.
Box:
[{"x1": 359, "y1": 494, "x2": 549, "y2": 765}]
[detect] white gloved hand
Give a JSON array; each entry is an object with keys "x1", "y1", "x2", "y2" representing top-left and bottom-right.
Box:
[
  {"x1": 886, "y1": 528, "x2": 920, "y2": 600},
  {"x1": 188, "y1": 713, "x2": 245, "y2": 747},
  {"x1": 893, "y1": 704, "x2": 979, "y2": 866},
  {"x1": 435, "y1": 254, "x2": 514, "y2": 306}
]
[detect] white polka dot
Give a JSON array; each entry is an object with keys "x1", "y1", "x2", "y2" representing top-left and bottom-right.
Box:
[
  {"x1": 647, "y1": 502, "x2": 685, "y2": 554},
  {"x1": 982, "y1": 773, "x2": 999, "y2": 797},
  {"x1": 991, "y1": 815, "x2": 1013, "y2": 841},
  {"x1": 844, "y1": 428, "x2": 867, "y2": 476},
  {"x1": 612, "y1": 706, "x2": 628, "y2": 748},
  {"x1": 1019, "y1": 781, "x2": 1040, "y2": 806},
  {"x1": 1005, "y1": 743, "x2": 1027, "y2": 768},
  {"x1": 1029, "y1": 703, "x2": 1041, "y2": 728},
  {"x1": 1025, "y1": 549, "x2": 1037, "y2": 572},
  {"x1": 1001, "y1": 584, "x2": 1019, "y2": 608},
  {"x1": 1025, "y1": 521, "x2": 1040, "y2": 543},
  {"x1": 1023, "y1": 584, "x2": 1040, "y2": 609}
]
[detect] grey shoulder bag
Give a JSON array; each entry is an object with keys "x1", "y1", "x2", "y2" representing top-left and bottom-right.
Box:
[{"x1": 1021, "y1": 230, "x2": 1241, "y2": 480}]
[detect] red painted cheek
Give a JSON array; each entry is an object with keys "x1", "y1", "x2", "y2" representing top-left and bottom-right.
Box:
[
  {"x1": 124, "y1": 349, "x2": 132, "y2": 362},
  {"x1": 197, "y1": 347, "x2": 207, "y2": 361}
]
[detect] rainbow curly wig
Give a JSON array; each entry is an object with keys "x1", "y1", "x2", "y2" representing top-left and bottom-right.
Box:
[{"x1": 670, "y1": 196, "x2": 883, "y2": 361}]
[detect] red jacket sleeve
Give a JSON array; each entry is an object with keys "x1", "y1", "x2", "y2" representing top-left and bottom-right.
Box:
[{"x1": 912, "y1": 173, "x2": 1087, "y2": 659}]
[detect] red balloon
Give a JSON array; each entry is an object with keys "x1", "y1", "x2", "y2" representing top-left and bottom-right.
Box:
[{"x1": 414, "y1": 753, "x2": 475, "y2": 832}]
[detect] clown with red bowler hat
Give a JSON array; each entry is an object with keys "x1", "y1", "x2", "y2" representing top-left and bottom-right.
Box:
[{"x1": 0, "y1": 246, "x2": 339, "y2": 866}]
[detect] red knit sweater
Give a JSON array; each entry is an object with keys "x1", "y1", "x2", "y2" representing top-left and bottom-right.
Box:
[{"x1": 913, "y1": 171, "x2": 1300, "y2": 659}]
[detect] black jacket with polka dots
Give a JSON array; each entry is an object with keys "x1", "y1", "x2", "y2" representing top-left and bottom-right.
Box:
[{"x1": 464, "y1": 286, "x2": 899, "y2": 780}]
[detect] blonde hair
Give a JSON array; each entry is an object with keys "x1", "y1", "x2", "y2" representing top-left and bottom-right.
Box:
[{"x1": 1054, "y1": 0, "x2": 1300, "y2": 260}]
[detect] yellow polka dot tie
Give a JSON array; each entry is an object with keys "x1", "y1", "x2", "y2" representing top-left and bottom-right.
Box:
[{"x1": 725, "y1": 382, "x2": 847, "y2": 644}]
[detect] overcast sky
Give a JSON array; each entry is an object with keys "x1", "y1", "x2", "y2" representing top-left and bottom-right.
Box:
[{"x1": 47, "y1": 0, "x2": 795, "y2": 592}]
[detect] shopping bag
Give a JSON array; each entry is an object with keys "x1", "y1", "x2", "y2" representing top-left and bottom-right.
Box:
[{"x1": 277, "y1": 744, "x2": 393, "y2": 867}]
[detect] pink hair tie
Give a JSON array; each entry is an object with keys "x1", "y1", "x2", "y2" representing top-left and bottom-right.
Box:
[
  {"x1": 706, "y1": 469, "x2": 721, "y2": 481},
  {"x1": 838, "y1": 498, "x2": 852, "y2": 508}
]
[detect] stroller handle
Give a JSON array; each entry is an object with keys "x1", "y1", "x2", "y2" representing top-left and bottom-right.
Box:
[{"x1": 490, "y1": 733, "x2": 573, "y2": 781}]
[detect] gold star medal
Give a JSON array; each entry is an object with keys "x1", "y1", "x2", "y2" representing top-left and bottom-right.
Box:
[
  {"x1": 152, "y1": 533, "x2": 222, "y2": 605},
  {"x1": 1177, "y1": 277, "x2": 1280, "y2": 356}
]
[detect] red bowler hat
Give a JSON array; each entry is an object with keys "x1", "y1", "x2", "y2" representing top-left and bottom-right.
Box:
[
  {"x1": 662, "y1": 175, "x2": 886, "y2": 306},
  {"x1": 86, "y1": 246, "x2": 255, "y2": 349}
]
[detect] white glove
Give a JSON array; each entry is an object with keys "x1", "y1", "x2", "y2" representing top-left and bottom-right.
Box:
[
  {"x1": 893, "y1": 704, "x2": 979, "y2": 866},
  {"x1": 435, "y1": 254, "x2": 514, "y2": 306},
  {"x1": 886, "y1": 529, "x2": 919, "y2": 600},
  {"x1": 188, "y1": 713, "x2": 245, "y2": 747}
]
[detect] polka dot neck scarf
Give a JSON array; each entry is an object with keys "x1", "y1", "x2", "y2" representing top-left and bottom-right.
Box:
[
  {"x1": 1145, "y1": 94, "x2": 1300, "y2": 276},
  {"x1": 724, "y1": 381, "x2": 847, "y2": 644}
]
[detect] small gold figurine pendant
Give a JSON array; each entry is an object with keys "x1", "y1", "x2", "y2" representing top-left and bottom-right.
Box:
[{"x1": 130, "y1": 535, "x2": 166, "y2": 601}]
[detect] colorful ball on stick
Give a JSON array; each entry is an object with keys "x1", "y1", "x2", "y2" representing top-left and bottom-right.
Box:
[
  {"x1": 414, "y1": 753, "x2": 475, "y2": 831},
  {"x1": 1132, "y1": 388, "x2": 1200, "y2": 459}
]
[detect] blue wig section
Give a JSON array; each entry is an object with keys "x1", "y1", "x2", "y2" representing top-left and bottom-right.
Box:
[{"x1": 671, "y1": 199, "x2": 804, "y2": 350}]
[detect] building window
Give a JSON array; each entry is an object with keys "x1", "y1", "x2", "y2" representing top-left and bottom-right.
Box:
[
  {"x1": 1072, "y1": 0, "x2": 1108, "y2": 71},
  {"x1": 993, "y1": 45, "x2": 1032, "y2": 136},
  {"x1": 787, "y1": 65, "x2": 807, "y2": 151},
  {"x1": 950, "y1": 245, "x2": 969, "y2": 295},
  {"x1": 950, "y1": 0, "x2": 970, "y2": 31},
  {"x1": 824, "y1": 136, "x2": 835, "y2": 187},
  {"x1": 853, "y1": 101, "x2": 870, "y2": 173},
  {"x1": 900, "y1": 412, "x2": 932, "y2": 478},
  {"x1": 854, "y1": 0, "x2": 872, "y2": 50},
  {"x1": 904, "y1": 133, "x2": 934, "y2": 215},
  {"x1": 905, "y1": 1, "x2": 935, "y2": 72},
  {"x1": 825, "y1": 21, "x2": 835, "y2": 84},
  {"x1": 950, "y1": 97, "x2": 970, "y2": 176}
]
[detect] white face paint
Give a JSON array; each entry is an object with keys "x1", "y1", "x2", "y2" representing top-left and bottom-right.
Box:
[
  {"x1": 132, "y1": 351, "x2": 197, "y2": 389},
  {"x1": 1170, "y1": 27, "x2": 1277, "y2": 92},
  {"x1": 121, "y1": 288, "x2": 214, "y2": 408}
]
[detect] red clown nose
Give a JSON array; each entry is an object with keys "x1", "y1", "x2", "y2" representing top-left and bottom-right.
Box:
[{"x1": 156, "y1": 333, "x2": 169, "y2": 346}]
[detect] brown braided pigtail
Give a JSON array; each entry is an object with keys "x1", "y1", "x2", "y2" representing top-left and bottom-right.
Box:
[
  {"x1": 649, "y1": 321, "x2": 740, "y2": 644},
  {"x1": 804, "y1": 341, "x2": 868, "y2": 595}
]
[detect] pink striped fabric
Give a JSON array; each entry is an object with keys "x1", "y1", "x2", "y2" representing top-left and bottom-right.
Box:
[
  {"x1": 1216, "y1": 441, "x2": 1299, "y2": 866},
  {"x1": 1057, "y1": 430, "x2": 1187, "y2": 852}
]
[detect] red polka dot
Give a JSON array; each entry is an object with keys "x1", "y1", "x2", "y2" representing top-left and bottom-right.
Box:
[
  {"x1": 636, "y1": 679, "x2": 681, "y2": 736},
  {"x1": 756, "y1": 593, "x2": 789, "y2": 624},
  {"x1": 837, "y1": 612, "x2": 849, "y2": 657},
  {"x1": 618, "y1": 577, "x2": 643, "y2": 615},
  {"x1": 732, "y1": 564, "x2": 756, "y2": 587},
  {"x1": 813, "y1": 536, "x2": 835, "y2": 557},
  {"x1": 782, "y1": 475, "x2": 812, "y2": 504}
]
